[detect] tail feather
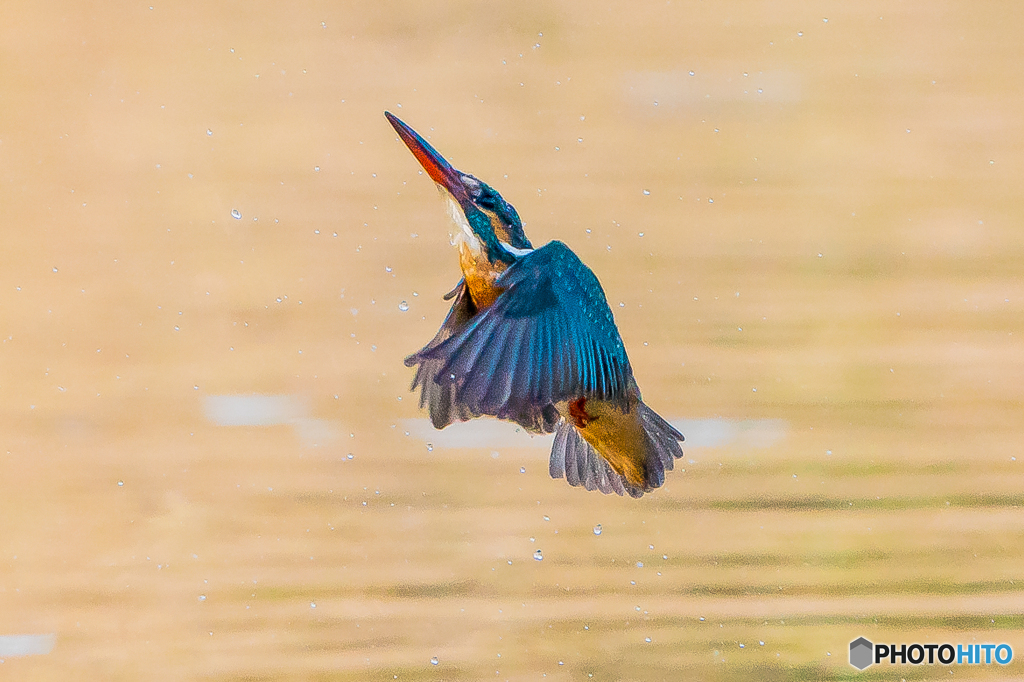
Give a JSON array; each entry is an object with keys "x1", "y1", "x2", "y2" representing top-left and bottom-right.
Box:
[
  {"x1": 550, "y1": 418, "x2": 646, "y2": 498},
  {"x1": 549, "y1": 402, "x2": 683, "y2": 498},
  {"x1": 637, "y1": 402, "x2": 684, "y2": 489}
]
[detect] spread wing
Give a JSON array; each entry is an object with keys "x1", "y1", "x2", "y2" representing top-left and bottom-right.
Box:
[
  {"x1": 406, "y1": 280, "x2": 479, "y2": 430},
  {"x1": 406, "y1": 241, "x2": 634, "y2": 431}
]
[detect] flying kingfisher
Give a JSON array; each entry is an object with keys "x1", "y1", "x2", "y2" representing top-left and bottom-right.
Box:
[{"x1": 386, "y1": 111, "x2": 683, "y2": 498}]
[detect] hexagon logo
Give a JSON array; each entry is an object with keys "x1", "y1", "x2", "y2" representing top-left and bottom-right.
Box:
[{"x1": 849, "y1": 637, "x2": 873, "y2": 670}]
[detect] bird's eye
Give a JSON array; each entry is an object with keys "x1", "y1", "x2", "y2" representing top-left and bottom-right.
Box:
[{"x1": 476, "y1": 192, "x2": 497, "y2": 211}]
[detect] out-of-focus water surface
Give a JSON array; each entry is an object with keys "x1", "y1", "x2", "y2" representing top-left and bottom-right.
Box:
[{"x1": 2, "y1": 2, "x2": 1024, "y2": 679}]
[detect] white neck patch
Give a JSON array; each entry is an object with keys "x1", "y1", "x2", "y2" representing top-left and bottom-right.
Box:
[{"x1": 498, "y1": 240, "x2": 534, "y2": 257}]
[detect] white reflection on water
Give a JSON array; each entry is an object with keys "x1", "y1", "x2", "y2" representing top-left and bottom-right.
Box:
[
  {"x1": 202, "y1": 395, "x2": 785, "y2": 452},
  {"x1": 204, "y1": 395, "x2": 306, "y2": 426},
  {"x1": 401, "y1": 418, "x2": 786, "y2": 451},
  {"x1": 203, "y1": 395, "x2": 339, "y2": 447},
  {"x1": 671, "y1": 418, "x2": 787, "y2": 449},
  {"x1": 0, "y1": 633, "x2": 55, "y2": 656}
]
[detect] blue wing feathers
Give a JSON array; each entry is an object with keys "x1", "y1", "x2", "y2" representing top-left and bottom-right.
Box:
[
  {"x1": 406, "y1": 241, "x2": 682, "y2": 492},
  {"x1": 526, "y1": 320, "x2": 542, "y2": 403},
  {"x1": 409, "y1": 241, "x2": 634, "y2": 431}
]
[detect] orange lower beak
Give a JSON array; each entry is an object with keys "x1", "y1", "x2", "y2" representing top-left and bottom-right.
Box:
[{"x1": 385, "y1": 112, "x2": 471, "y2": 205}]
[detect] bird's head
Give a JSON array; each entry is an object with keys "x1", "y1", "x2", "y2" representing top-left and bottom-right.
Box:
[{"x1": 386, "y1": 111, "x2": 532, "y2": 265}]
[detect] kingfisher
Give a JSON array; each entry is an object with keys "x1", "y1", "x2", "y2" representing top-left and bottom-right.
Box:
[{"x1": 386, "y1": 111, "x2": 683, "y2": 498}]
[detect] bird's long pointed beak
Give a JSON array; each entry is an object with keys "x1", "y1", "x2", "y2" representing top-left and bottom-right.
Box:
[{"x1": 385, "y1": 111, "x2": 471, "y2": 205}]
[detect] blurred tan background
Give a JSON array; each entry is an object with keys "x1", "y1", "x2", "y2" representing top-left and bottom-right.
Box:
[{"x1": 2, "y1": 1, "x2": 1024, "y2": 679}]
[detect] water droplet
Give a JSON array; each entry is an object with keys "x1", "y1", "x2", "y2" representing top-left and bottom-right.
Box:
[
  {"x1": 593, "y1": 524, "x2": 602, "y2": 536},
  {"x1": 346, "y1": 453, "x2": 354, "y2": 460},
  {"x1": 198, "y1": 595, "x2": 206, "y2": 601},
  {"x1": 398, "y1": 301, "x2": 409, "y2": 311},
  {"x1": 426, "y1": 443, "x2": 433, "y2": 452},
  {"x1": 310, "y1": 602, "x2": 316, "y2": 608},
  {"x1": 636, "y1": 561, "x2": 644, "y2": 568},
  {"x1": 231, "y1": 209, "x2": 241, "y2": 219},
  {"x1": 533, "y1": 550, "x2": 543, "y2": 561},
  {"x1": 430, "y1": 656, "x2": 439, "y2": 665},
  {"x1": 314, "y1": 166, "x2": 320, "y2": 172},
  {"x1": 543, "y1": 515, "x2": 550, "y2": 521},
  {"x1": 642, "y1": 189, "x2": 650, "y2": 195},
  {"x1": 206, "y1": 129, "x2": 213, "y2": 136},
  {"x1": 520, "y1": 467, "x2": 526, "y2": 474},
  {"x1": 645, "y1": 637, "x2": 652, "y2": 643},
  {"x1": 117, "y1": 480, "x2": 124, "y2": 487},
  {"x1": 688, "y1": 70, "x2": 695, "y2": 76},
  {"x1": 52, "y1": 267, "x2": 58, "y2": 273}
]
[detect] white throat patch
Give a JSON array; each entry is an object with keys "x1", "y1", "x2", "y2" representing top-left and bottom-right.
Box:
[
  {"x1": 439, "y1": 186, "x2": 534, "y2": 260},
  {"x1": 442, "y1": 190, "x2": 484, "y2": 255}
]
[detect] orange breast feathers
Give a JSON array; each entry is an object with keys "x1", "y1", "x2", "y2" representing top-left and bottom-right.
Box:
[{"x1": 458, "y1": 241, "x2": 508, "y2": 310}]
